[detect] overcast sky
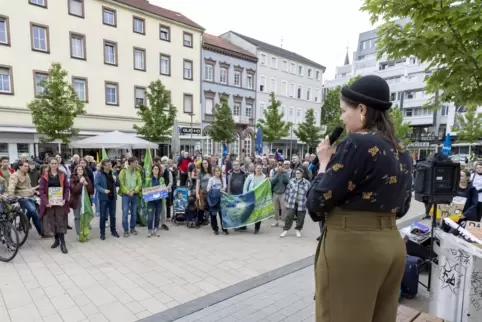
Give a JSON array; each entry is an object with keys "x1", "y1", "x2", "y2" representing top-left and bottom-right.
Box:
[{"x1": 151, "y1": 0, "x2": 375, "y2": 79}]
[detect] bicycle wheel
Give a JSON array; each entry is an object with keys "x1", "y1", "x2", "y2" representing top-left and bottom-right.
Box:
[
  {"x1": 0, "y1": 222, "x2": 19, "y2": 263},
  {"x1": 13, "y1": 211, "x2": 29, "y2": 247}
]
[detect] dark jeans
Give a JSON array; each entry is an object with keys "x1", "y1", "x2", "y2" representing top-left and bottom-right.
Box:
[
  {"x1": 210, "y1": 204, "x2": 226, "y2": 233},
  {"x1": 100, "y1": 199, "x2": 116, "y2": 235},
  {"x1": 284, "y1": 208, "x2": 306, "y2": 231},
  {"x1": 122, "y1": 195, "x2": 138, "y2": 232},
  {"x1": 148, "y1": 200, "x2": 162, "y2": 230},
  {"x1": 20, "y1": 199, "x2": 41, "y2": 235},
  {"x1": 180, "y1": 172, "x2": 189, "y2": 186}
]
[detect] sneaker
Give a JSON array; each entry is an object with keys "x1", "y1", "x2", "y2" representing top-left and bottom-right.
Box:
[
  {"x1": 148, "y1": 231, "x2": 152, "y2": 238},
  {"x1": 280, "y1": 230, "x2": 288, "y2": 238},
  {"x1": 124, "y1": 231, "x2": 130, "y2": 238},
  {"x1": 155, "y1": 230, "x2": 160, "y2": 237},
  {"x1": 296, "y1": 230, "x2": 302, "y2": 238},
  {"x1": 271, "y1": 222, "x2": 279, "y2": 228},
  {"x1": 130, "y1": 230, "x2": 138, "y2": 236},
  {"x1": 111, "y1": 231, "x2": 120, "y2": 238},
  {"x1": 162, "y1": 224, "x2": 169, "y2": 231},
  {"x1": 254, "y1": 229, "x2": 260, "y2": 235},
  {"x1": 100, "y1": 235, "x2": 106, "y2": 241}
]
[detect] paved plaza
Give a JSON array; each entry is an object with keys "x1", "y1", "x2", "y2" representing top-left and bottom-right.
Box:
[{"x1": 0, "y1": 200, "x2": 425, "y2": 322}]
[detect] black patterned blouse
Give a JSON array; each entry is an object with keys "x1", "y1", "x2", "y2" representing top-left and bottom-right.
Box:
[{"x1": 306, "y1": 132, "x2": 413, "y2": 221}]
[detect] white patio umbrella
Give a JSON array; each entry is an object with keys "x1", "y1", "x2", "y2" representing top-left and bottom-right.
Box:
[
  {"x1": 170, "y1": 120, "x2": 180, "y2": 157},
  {"x1": 70, "y1": 131, "x2": 158, "y2": 150}
]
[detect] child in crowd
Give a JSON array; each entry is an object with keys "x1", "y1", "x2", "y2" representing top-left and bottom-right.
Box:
[
  {"x1": 174, "y1": 191, "x2": 188, "y2": 212},
  {"x1": 184, "y1": 196, "x2": 198, "y2": 228}
]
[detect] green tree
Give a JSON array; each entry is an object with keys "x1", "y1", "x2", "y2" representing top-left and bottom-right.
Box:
[
  {"x1": 257, "y1": 92, "x2": 291, "y2": 147},
  {"x1": 210, "y1": 97, "x2": 237, "y2": 145},
  {"x1": 390, "y1": 106, "x2": 411, "y2": 145},
  {"x1": 133, "y1": 80, "x2": 177, "y2": 142},
  {"x1": 27, "y1": 62, "x2": 86, "y2": 143},
  {"x1": 361, "y1": 0, "x2": 482, "y2": 107},
  {"x1": 320, "y1": 76, "x2": 360, "y2": 138},
  {"x1": 294, "y1": 108, "x2": 323, "y2": 150},
  {"x1": 453, "y1": 105, "x2": 482, "y2": 143}
]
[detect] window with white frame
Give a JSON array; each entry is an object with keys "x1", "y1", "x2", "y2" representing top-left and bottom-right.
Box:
[
  {"x1": 230, "y1": 133, "x2": 240, "y2": 156},
  {"x1": 104, "y1": 41, "x2": 117, "y2": 65},
  {"x1": 244, "y1": 134, "x2": 252, "y2": 156},
  {"x1": 184, "y1": 94, "x2": 193, "y2": 113},
  {"x1": 297, "y1": 86, "x2": 302, "y2": 99},
  {"x1": 105, "y1": 83, "x2": 118, "y2": 105},
  {"x1": 260, "y1": 53, "x2": 267, "y2": 65},
  {"x1": 133, "y1": 17, "x2": 145, "y2": 34},
  {"x1": 205, "y1": 64, "x2": 213, "y2": 81},
  {"x1": 234, "y1": 71, "x2": 241, "y2": 87},
  {"x1": 245, "y1": 104, "x2": 252, "y2": 118},
  {"x1": 298, "y1": 65, "x2": 304, "y2": 76},
  {"x1": 288, "y1": 107, "x2": 294, "y2": 122},
  {"x1": 103, "y1": 8, "x2": 116, "y2": 26},
  {"x1": 307, "y1": 68, "x2": 313, "y2": 78},
  {"x1": 160, "y1": 54, "x2": 170, "y2": 75},
  {"x1": 296, "y1": 108, "x2": 302, "y2": 123},
  {"x1": 183, "y1": 32, "x2": 193, "y2": 47},
  {"x1": 246, "y1": 74, "x2": 253, "y2": 89},
  {"x1": 73, "y1": 77, "x2": 87, "y2": 102},
  {"x1": 134, "y1": 48, "x2": 146, "y2": 70},
  {"x1": 204, "y1": 138, "x2": 213, "y2": 156},
  {"x1": 281, "y1": 81, "x2": 287, "y2": 96},
  {"x1": 233, "y1": 103, "x2": 241, "y2": 116},
  {"x1": 135, "y1": 87, "x2": 145, "y2": 107},
  {"x1": 0, "y1": 67, "x2": 12, "y2": 94},
  {"x1": 70, "y1": 34, "x2": 85, "y2": 59},
  {"x1": 34, "y1": 72, "x2": 48, "y2": 96},
  {"x1": 289, "y1": 83, "x2": 295, "y2": 97},
  {"x1": 205, "y1": 97, "x2": 214, "y2": 114},
  {"x1": 69, "y1": 0, "x2": 84, "y2": 17},
  {"x1": 290, "y1": 62, "x2": 296, "y2": 73},
  {"x1": 160, "y1": 25, "x2": 170, "y2": 41},
  {"x1": 259, "y1": 76, "x2": 266, "y2": 92},
  {"x1": 30, "y1": 0, "x2": 46, "y2": 6},
  {"x1": 220, "y1": 68, "x2": 228, "y2": 84},
  {"x1": 270, "y1": 78, "x2": 276, "y2": 93},
  {"x1": 315, "y1": 89, "x2": 320, "y2": 102},
  {"x1": 0, "y1": 17, "x2": 8, "y2": 45},
  {"x1": 259, "y1": 102, "x2": 266, "y2": 118},
  {"x1": 31, "y1": 24, "x2": 48, "y2": 52},
  {"x1": 282, "y1": 60, "x2": 288, "y2": 72},
  {"x1": 271, "y1": 56, "x2": 277, "y2": 68},
  {"x1": 184, "y1": 60, "x2": 193, "y2": 80},
  {"x1": 314, "y1": 110, "x2": 319, "y2": 124},
  {"x1": 316, "y1": 70, "x2": 320, "y2": 80},
  {"x1": 306, "y1": 87, "x2": 311, "y2": 101}
]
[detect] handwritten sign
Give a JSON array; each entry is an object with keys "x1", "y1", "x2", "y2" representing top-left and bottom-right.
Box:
[
  {"x1": 48, "y1": 187, "x2": 63, "y2": 206},
  {"x1": 142, "y1": 185, "x2": 168, "y2": 202},
  {"x1": 467, "y1": 221, "x2": 482, "y2": 240}
]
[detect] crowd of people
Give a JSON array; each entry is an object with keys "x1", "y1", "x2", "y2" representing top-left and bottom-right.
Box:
[{"x1": 0, "y1": 149, "x2": 324, "y2": 255}]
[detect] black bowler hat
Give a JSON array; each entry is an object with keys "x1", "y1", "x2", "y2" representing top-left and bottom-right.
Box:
[{"x1": 341, "y1": 75, "x2": 392, "y2": 111}]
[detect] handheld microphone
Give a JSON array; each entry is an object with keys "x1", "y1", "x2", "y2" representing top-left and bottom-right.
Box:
[{"x1": 308, "y1": 126, "x2": 344, "y2": 171}]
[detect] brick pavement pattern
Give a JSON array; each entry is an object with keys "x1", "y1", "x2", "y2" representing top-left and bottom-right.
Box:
[
  {"x1": 0, "y1": 200, "x2": 425, "y2": 322},
  {"x1": 173, "y1": 266, "x2": 315, "y2": 322}
]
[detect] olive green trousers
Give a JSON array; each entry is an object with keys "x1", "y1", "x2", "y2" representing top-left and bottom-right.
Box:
[{"x1": 314, "y1": 209, "x2": 406, "y2": 322}]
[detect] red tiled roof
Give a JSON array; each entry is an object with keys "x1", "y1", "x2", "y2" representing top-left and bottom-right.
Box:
[
  {"x1": 113, "y1": 0, "x2": 204, "y2": 30},
  {"x1": 203, "y1": 33, "x2": 257, "y2": 60}
]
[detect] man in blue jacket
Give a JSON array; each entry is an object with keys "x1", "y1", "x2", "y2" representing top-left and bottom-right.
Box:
[{"x1": 95, "y1": 159, "x2": 120, "y2": 240}]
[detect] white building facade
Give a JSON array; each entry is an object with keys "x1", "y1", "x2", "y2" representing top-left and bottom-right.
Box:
[
  {"x1": 0, "y1": 0, "x2": 204, "y2": 160},
  {"x1": 220, "y1": 31, "x2": 325, "y2": 157},
  {"x1": 324, "y1": 24, "x2": 474, "y2": 160}
]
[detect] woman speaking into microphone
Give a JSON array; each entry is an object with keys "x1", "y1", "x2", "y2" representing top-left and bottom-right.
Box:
[{"x1": 307, "y1": 75, "x2": 413, "y2": 322}]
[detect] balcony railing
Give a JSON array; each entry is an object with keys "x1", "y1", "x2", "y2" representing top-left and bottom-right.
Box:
[{"x1": 232, "y1": 115, "x2": 250, "y2": 124}]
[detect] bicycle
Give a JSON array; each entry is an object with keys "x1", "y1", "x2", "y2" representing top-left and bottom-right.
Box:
[
  {"x1": 0, "y1": 210, "x2": 19, "y2": 262},
  {"x1": 5, "y1": 197, "x2": 30, "y2": 247}
]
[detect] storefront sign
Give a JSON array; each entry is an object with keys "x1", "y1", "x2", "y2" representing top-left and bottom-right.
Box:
[
  {"x1": 179, "y1": 127, "x2": 201, "y2": 136},
  {"x1": 407, "y1": 142, "x2": 430, "y2": 148}
]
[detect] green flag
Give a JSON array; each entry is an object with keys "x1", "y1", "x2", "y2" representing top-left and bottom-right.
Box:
[
  {"x1": 79, "y1": 185, "x2": 93, "y2": 242},
  {"x1": 137, "y1": 149, "x2": 152, "y2": 227},
  {"x1": 144, "y1": 149, "x2": 152, "y2": 188},
  {"x1": 102, "y1": 147, "x2": 108, "y2": 160}
]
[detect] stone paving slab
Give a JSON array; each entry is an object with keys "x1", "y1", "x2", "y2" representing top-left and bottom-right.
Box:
[{"x1": 0, "y1": 200, "x2": 425, "y2": 322}]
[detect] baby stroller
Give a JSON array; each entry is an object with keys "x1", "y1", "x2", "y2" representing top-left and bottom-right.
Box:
[{"x1": 173, "y1": 187, "x2": 189, "y2": 225}]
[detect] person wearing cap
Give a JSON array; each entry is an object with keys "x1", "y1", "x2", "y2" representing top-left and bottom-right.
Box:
[{"x1": 306, "y1": 75, "x2": 413, "y2": 322}]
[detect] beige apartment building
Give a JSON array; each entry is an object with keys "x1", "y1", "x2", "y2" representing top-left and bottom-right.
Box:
[{"x1": 0, "y1": 0, "x2": 204, "y2": 160}]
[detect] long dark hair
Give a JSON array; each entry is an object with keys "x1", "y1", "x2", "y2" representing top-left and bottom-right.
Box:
[
  {"x1": 200, "y1": 160, "x2": 212, "y2": 175},
  {"x1": 341, "y1": 95, "x2": 403, "y2": 152}
]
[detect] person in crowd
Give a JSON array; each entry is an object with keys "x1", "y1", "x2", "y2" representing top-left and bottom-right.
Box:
[
  {"x1": 207, "y1": 166, "x2": 227, "y2": 235},
  {"x1": 456, "y1": 169, "x2": 479, "y2": 223},
  {"x1": 290, "y1": 155, "x2": 310, "y2": 180},
  {"x1": 178, "y1": 151, "x2": 192, "y2": 186},
  {"x1": 184, "y1": 196, "x2": 198, "y2": 228},
  {"x1": 94, "y1": 159, "x2": 120, "y2": 240},
  {"x1": 302, "y1": 161, "x2": 312, "y2": 181},
  {"x1": 147, "y1": 164, "x2": 165, "y2": 237},
  {"x1": 280, "y1": 167, "x2": 311, "y2": 238},
  {"x1": 55, "y1": 154, "x2": 71, "y2": 181},
  {"x1": 13, "y1": 154, "x2": 28, "y2": 171},
  {"x1": 70, "y1": 154, "x2": 80, "y2": 173},
  {"x1": 306, "y1": 75, "x2": 412, "y2": 321},
  {"x1": 8, "y1": 160, "x2": 42, "y2": 237},
  {"x1": 160, "y1": 156, "x2": 173, "y2": 220},
  {"x1": 196, "y1": 159, "x2": 212, "y2": 225},
  {"x1": 241, "y1": 157, "x2": 252, "y2": 173},
  {"x1": 27, "y1": 161, "x2": 41, "y2": 188},
  {"x1": 0, "y1": 156, "x2": 14, "y2": 188},
  {"x1": 247, "y1": 163, "x2": 255, "y2": 175},
  {"x1": 270, "y1": 161, "x2": 290, "y2": 227},
  {"x1": 261, "y1": 158, "x2": 270, "y2": 177},
  {"x1": 227, "y1": 161, "x2": 246, "y2": 195},
  {"x1": 78, "y1": 158, "x2": 95, "y2": 186},
  {"x1": 242, "y1": 164, "x2": 266, "y2": 234},
  {"x1": 188, "y1": 159, "x2": 199, "y2": 192},
  {"x1": 470, "y1": 162, "x2": 482, "y2": 220},
  {"x1": 167, "y1": 159, "x2": 178, "y2": 218},
  {"x1": 39, "y1": 158, "x2": 70, "y2": 254},
  {"x1": 69, "y1": 165, "x2": 94, "y2": 237},
  {"x1": 304, "y1": 153, "x2": 311, "y2": 163},
  {"x1": 119, "y1": 157, "x2": 142, "y2": 237}
]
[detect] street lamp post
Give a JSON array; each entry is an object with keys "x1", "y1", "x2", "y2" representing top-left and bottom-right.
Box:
[{"x1": 290, "y1": 125, "x2": 293, "y2": 159}]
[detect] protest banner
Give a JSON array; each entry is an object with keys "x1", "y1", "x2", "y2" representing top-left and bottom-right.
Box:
[
  {"x1": 48, "y1": 187, "x2": 63, "y2": 206},
  {"x1": 220, "y1": 179, "x2": 274, "y2": 229},
  {"x1": 142, "y1": 185, "x2": 168, "y2": 202}
]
